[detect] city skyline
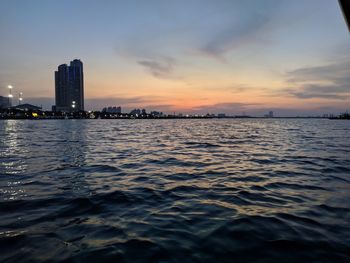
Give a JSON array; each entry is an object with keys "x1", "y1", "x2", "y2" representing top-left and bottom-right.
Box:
[{"x1": 0, "y1": 0, "x2": 349, "y2": 116}]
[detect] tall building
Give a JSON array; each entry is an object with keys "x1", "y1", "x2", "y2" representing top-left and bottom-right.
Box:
[
  {"x1": 54, "y1": 59, "x2": 84, "y2": 111},
  {"x1": 55, "y1": 64, "x2": 69, "y2": 111},
  {"x1": 0, "y1": 96, "x2": 11, "y2": 109},
  {"x1": 69, "y1": 59, "x2": 84, "y2": 111}
]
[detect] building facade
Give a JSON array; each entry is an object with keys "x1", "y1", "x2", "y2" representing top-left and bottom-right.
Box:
[
  {"x1": 0, "y1": 96, "x2": 11, "y2": 109},
  {"x1": 54, "y1": 59, "x2": 84, "y2": 111},
  {"x1": 102, "y1": 106, "x2": 122, "y2": 114}
]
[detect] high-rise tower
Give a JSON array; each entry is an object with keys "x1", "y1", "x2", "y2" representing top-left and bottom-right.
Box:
[
  {"x1": 55, "y1": 64, "x2": 69, "y2": 111},
  {"x1": 54, "y1": 59, "x2": 84, "y2": 111},
  {"x1": 69, "y1": 59, "x2": 84, "y2": 111}
]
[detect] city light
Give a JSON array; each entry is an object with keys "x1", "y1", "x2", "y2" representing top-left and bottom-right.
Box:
[
  {"x1": 19, "y1": 92, "x2": 23, "y2": 105},
  {"x1": 8, "y1": 85, "x2": 13, "y2": 102}
]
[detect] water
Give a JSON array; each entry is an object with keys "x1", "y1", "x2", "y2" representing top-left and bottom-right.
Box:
[{"x1": 0, "y1": 119, "x2": 350, "y2": 262}]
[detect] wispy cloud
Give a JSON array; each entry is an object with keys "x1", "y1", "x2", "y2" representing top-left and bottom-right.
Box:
[
  {"x1": 200, "y1": 16, "x2": 270, "y2": 60},
  {"x1": 283, "y1": 88, "x2": 348, "y2": 100},
  {"x1": 138, "y1": 56, "x2": 177, "y2": 79},
  {"x1": 142, "y1": 104, "x2": 176, "y2": 112},
  {"x1": 197, "y1": 1, "x2": 281, "y2": 60},
  {"x1": 283, "y1": 59, "x2": 350, "y2": 100},
  {"x1": 191, "y1": 102, "x2": 260, "y2": 114},
  {"x1": 287, "y1": 62, "x2": 350, "y2": 85}
]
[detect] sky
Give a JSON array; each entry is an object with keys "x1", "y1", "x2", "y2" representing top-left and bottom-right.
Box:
[{"x1": 0, "y1": 0, "x2": 349, "y2": 116}]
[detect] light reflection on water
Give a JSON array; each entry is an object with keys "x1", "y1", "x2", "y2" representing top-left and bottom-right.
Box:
[{"x1": 0, "y1": 119, "x2": 350, "y2": 262}]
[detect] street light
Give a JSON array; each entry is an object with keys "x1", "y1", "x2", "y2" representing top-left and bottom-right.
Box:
[
  {"x1": 8, "y1": 85, "x2": 13, "y2": 107},
  {"x1": 19, "y1": 92, "x2": 23, "y2": 105}
]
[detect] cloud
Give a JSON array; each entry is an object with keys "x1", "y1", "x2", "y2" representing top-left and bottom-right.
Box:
[
  {"x1": 287, "y1": 61, "x2": 350, "y2": 85},
  {"x1": 200, "y1": 16, "x2": 270, "y2": 59},
  {"x1": 115, "y1": 39, "x2": 181, "y2": 80},
  {"x1": 197, "y1": 1, "x2": 281, "y2": 60},
  {"x1": 226, "y1": 84, "x2": 269, "y2": 93},
  {"x1": 284, "y1": 88, "x2": 348, "y2": 100},
  {"x1": 141, "y1": 104, "x2": 176, "y2": 112},
  {"x1": 138, "y1": 56, "x2": 177, "y2": 79},
  {"x1": 284, "y1": 60, "x2": 350, "y2": 100},
  {"x1": 191, "y1": 102, "x2": 260, "y2": 114}
]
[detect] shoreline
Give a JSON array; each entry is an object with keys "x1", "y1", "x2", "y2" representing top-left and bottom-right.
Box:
[{"x1": 0, "y1": 116, "x2": 340, "y2": 120}]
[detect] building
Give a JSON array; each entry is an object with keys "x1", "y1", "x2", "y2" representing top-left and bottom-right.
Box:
[
  {"x1": 130, "y1": 109, "x2": 141, "y2": 116},
  {"x1": 150, "y1": 111, "x2": 163, "y2": 117},
  {"x1": 11, "y1": 103, "x2": 42, "y2": 111},
  {"x1": 54, "y1": 59, "x2": 84, "y2": 111},
  {"x1": 55, "y1": 64, "x2": 69, "y2": 111},
  {"x1": 102, "y1": 106, "x2": 121, "y2": 114},
  {"x1": 264, "y1": 111, "x2": 274, "y2": 118},
  {"x1": 69, "y1": 59, "x2": 84, "y2": 111},
  {"x1": 0, "y1": 96, "x2": 11, "y2": 109}
]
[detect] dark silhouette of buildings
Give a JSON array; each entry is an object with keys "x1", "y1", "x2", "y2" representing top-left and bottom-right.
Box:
[
  {"x1": 55, "y1": 64, "x2": 69, "y2": 111},
  {"x1": 54, "y1": 59, "x2": 84, "y2": 112},
  {"x1": 264, "y1": 111, "x2": 274, "y2": 118},
  {"x1": 0, "y1": 96, "x2": 11, "y2": 109},
  {"x1": 11, "y1": 103, "x2": 42, "y2": 111},
  {"x1": 102, "y1": 106, "x2": 121, "y2": 114},
  {"x1": 130, "y1": 108, "x2": 142, "y2": 116},
  {"x1": 150, "y1": 111, "x2": 163, "y2": 117}
]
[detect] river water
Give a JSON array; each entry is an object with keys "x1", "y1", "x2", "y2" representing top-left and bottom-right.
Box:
[{"x1": 0, "y1": 119, "x2": 350, "y2": 262}]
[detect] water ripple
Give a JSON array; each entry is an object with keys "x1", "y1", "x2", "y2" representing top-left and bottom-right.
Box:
[{"x1": 0, "y1": 119, "x2": 350, "y2": 262}]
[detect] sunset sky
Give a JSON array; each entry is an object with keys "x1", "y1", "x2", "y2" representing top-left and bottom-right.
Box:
[{"x1": 0, "y1": 0, "x2": 349, "y2": 115}]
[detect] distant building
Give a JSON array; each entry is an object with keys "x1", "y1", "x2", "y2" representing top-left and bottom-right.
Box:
[
  {"x1": 218, "y1": 113, "x2": 226, "y2": 118},
  {"x1": 11, "y1": 103, "x2": 42, "y2": 111},
  {"x1": 54, "y1": 59, "x2": 84, "y2": 112},
  {"x1": 130, "y1": 109, "x2": 141, "y2": 116},
  {"x1": 0, "y1": 96, "x2": 11, "y2": 109},
  {"x1": 102, "y1": 106, "x2": 121, "y2": 114},
  {"x1": 150, "y1": 111, "x2": 163, "y2": 117},
  {"x1": 55, "y1": 64, "x2": 69, "y2": 111},
  {"x1": 264, "y1": 111, "x2": 274, "y2": 118}
]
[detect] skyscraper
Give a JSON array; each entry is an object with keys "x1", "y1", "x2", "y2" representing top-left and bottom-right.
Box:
[
  {"x1": 54, "y1": 59, "x2": 84, "y2": 111},
  {"x1": 0, "y1": 96, "x2": 11, "y2": 109},
  {"x1": 69, "y1": 59, "x2": 84, "y2": 111},
  {"x1": 55, "y1": 64, "x2": 69, "y2": 111}
]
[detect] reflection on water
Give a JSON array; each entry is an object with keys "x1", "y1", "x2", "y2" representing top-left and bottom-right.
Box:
[{"x1": 0, "y1": 119, "x2": 350, "y2": 262}]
